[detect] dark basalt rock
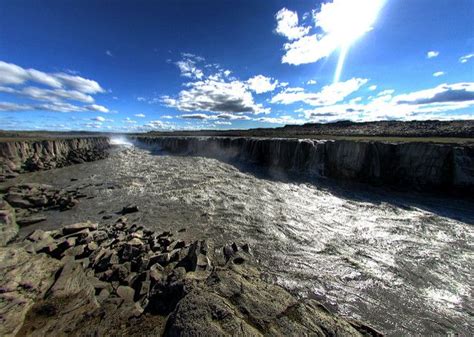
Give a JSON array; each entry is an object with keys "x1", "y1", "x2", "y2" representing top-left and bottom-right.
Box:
[
  {"x1": 1, "y1": 184, "x2": 86, "y2": 228},
  {"x1": 120, "y1": 205, "x2": 139, "y2": 215},
  {"x1": 0, "y1": 217, "x2": 382, "y2": 336},
  {"x1": 0, "y1": 137, "x2": 110, "y2": 180},
  {"x1": 135, "y1": 136, "x2": 474, "y2": 196}
]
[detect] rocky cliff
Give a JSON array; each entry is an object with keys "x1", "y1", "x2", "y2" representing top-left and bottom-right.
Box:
[
  {"x1": 135, "y1": 136, "x2": 474, "y2": 195},
  {"x1": 0, "y1": 137, "x2": 110, "y2": 180}
]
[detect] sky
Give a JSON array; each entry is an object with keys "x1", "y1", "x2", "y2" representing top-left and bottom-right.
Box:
[{"x1": 0, "y1": 0, "x2": 473, "y2": 132}]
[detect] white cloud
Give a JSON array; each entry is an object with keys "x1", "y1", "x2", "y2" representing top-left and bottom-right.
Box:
[
  {"x1": 216, "y1": 113, "x2": 251, "y2": 120},
  {"x1": 0, "y1": 101, "x2": 109, "y2": 114},
  {"x1": 176, "y1": 54, "x2": 204, "y2": 80},
  {"x1": 0, "y1": 86, "x2": 95, "y2": 103},
  {"x1": 433, "y1": 71, "x2": 445, "y2": 77},
  {"x1": 459, "y1": 53, "x2": 474, "y2": 64},
  {"x1": 51, "y1": 73, "x2": 104, "y2": 94},
  {"x1": 369, "y1": 85, "x2": 377, "y2": 91},
  {"x1": 377, "y1": 89, "x2": 394, "y2": 96},
  {"x1": 307, "y1": 79, "x2": 317, "y2": 85},
  {"x1": 278, "y1": 0, "x2": 385, "y2": 65},
  {"x1": 0, "y1": 60, "x2": 108, "y2": 113},
  {"x1": 394, "y1": 82, "x2": 474, "y2": 105},
  {"x1": 106, "y1": 50, "x2": 114, "y2": 57},
  {"x1": 257, "y1": 115, "x2": 306, "y2": 125},
  {"x1": 180, "y1": 113, "x2": 216, "y2": 120},
  {"x1": 86, "y1": 104, "x2": 109, "y2": 113},
  {"x1": 162, "y1": 78, "x2": 269, "y2": 114},
  {"x1": 0, "y1": 61, "x2": 104, "y2": 94},
  {"x1": 92, "y1": 116, "x2": 105, "y2": 122},
  {"x1": 300, "y1": 82, "x2": 474, "y2": 122},
  {"x1": 0, "y1": 102, "x2": 33, "y2": 112},
  {"x1": 271, "y1": 78, "x2": 367, "y2": 106},
  {"x1": 275, "y1": 8, "x2": 310, "y2": 40},
  {"x1": 124, "y1": 117, "x2": 137, "y2": 124},
  {"x1": 247, "y1": 75, "x2": 279, "y2": 94},
  {"x1": 134, "y1": 113, "x2": 146, "y2": 118},
  {"x1": 282, "y1": 34, "x2": 338, "y2": 65},
  {"x1": 427, "y1": 51, "x2": 439, "y2": 59},
  {"x1": 215, "y1": 121, "x2": 232, "y2": 125},
  {"x1": 161, "y1": 115, "x2": 173, "y2": 119}
]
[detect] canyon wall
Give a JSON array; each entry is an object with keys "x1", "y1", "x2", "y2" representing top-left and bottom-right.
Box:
[
  {"x1": 0, "y1": 137, "x2": 110, "y2": 180},
  {"x1": 135, "y1": 136, "x2": 474, "y2": 195}
]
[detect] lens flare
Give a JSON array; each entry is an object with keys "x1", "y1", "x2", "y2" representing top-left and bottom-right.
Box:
[{"x1": 315, "y1": 0, "x2": 386, "y2": 82}]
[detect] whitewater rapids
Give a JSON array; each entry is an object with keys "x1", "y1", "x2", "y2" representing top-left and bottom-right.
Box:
[{"x1": 10, "y1": 145, "x2": 474, "y2": 336}]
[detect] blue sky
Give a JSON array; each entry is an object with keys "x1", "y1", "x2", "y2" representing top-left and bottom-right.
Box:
[{"x1": 0, "y1": 0, "x2": 473, "y2": 132}]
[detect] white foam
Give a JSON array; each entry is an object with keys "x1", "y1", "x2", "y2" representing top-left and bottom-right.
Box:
[{"x1": 110, "y1": 136, "x2": 133, "y2": 147}]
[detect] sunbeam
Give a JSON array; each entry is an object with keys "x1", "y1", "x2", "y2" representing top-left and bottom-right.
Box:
[
  {"x1": 334, "y1": 45, "x2": 349, "y2": 83},
  {"x1": 316, "y1": 0, "x2": 386, "y2": 82}
]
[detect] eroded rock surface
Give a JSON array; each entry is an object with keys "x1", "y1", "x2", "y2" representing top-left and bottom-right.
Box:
[
  {"x1": 1, "y1": 218, "x2": 382, "y2": 336},
  {"x1": 0, "y1": 137, "x2": 110, "y2": 181},
  {"x1": 135, "y1": 136, "x2": 474, "y2": 195},
  {"x1": 0, "y1": 200, "x2": 17, "y2": 246}
]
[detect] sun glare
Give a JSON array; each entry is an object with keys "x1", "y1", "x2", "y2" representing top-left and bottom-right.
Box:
[{"x1": 316, "y1": 0, "x2": 386, "y2": 82}]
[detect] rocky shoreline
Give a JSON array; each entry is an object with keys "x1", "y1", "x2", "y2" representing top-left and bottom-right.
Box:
[{"x1": 1, "y1": 212, "x2": 382, "y2": 336}]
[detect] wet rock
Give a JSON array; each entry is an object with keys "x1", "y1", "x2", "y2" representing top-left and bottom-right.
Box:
[
  {"x1": 223, "y1": 245, "x2": 234, "y2": 261},
  {"x1": 241, "y1": 243, "x2": 251, "y2": 254},
  {"x1": 120, "y1": 205, "x2": 139, "y2": 215},
  {"x1": 178, "y1": 240, "x2": 211, "y2": 272}
]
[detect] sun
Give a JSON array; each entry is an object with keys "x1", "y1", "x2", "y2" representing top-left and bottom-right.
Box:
[{"x1": 315, "y1": 0, "x2": 386, "y2": 82}]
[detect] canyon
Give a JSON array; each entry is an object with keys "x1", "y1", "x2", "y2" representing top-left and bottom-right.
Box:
[{"x1": 1, "y1": 132, "x2": 473, "y2": 336}]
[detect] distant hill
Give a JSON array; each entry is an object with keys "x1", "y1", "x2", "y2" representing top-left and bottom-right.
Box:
[{"x1": 144, "y1": 120, "x2": 474, "y2": 139}]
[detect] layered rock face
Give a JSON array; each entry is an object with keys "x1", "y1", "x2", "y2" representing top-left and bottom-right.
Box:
[
  {"x1": 136, "y1": 136, "x2": 474, "y2": 195},
  {"x1": 0, "y1": 219, "x2": 381, "y2": 336},
  {"x1": 0, "y1": 137, "x2": 110, "y2": 180}
]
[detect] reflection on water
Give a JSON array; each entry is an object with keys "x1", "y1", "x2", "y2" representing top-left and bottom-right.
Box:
[{"x1": 7, "y1": 146, "x2": 474, "y2": 336}]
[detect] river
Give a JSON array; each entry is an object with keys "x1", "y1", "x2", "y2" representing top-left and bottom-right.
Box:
[{"x1": 7, "y1": 144, "x2": 474, "y2": 336}]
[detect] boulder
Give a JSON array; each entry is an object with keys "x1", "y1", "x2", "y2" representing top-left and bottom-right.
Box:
[
  {"x1": 62, "y1": 222, "x2": 98, "y2": 235},
  {"x1": 116, "y1": 285, "x2": 135, "y2": 302}
]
